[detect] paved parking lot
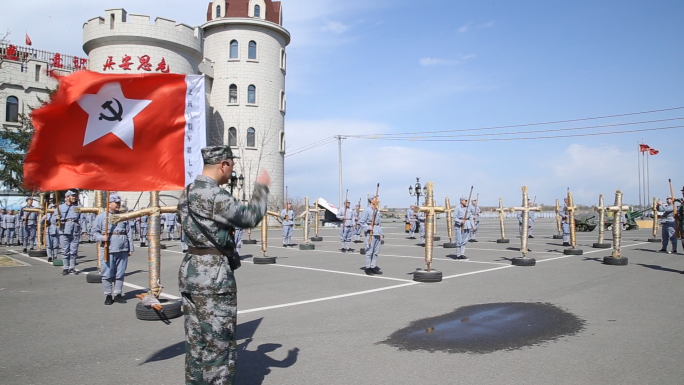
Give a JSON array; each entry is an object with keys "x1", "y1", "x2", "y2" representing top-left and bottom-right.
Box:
[{"x1": 1, "y1": 218, "x2": 683, "y2": 385}]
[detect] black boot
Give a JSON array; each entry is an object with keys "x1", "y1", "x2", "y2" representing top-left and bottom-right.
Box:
[
  {"x1": 113, "y1": 294, "x2": 127, "y2": 304},
  {"x1": 104, "y1": 295, "x2": 113, "y2": 305}
]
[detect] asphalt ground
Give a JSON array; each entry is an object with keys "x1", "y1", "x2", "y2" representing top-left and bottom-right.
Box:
[{"x1": 1, "y1": 218, "x2": 684, "y2": 385}]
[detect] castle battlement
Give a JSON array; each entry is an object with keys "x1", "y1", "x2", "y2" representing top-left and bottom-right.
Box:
[{"x1": 82, "y1": 9, "x2": 202, "y2": 60}]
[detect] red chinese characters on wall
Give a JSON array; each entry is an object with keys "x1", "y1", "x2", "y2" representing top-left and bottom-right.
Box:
[
  {"x1": 2, "y1": 45, "x2": 18, "y2": 61},
  {"x1": 102, "y1": 55, "x2": 172, "y2": 73},
  {"x1": 50, "y1": 53, "x2": 64, "y2": 68},
  {"x1": 73, "y1": 57, "x2": 88, "y2": 70}
]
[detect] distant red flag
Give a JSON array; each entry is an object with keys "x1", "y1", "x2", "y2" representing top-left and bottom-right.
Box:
[
  {"x1": 639, "y1": 144, "x2": 650, "y2": 152},
  {"x1": 25, "y1": 33, "x2": 32, "y2": 46},
  {"x1": 649, "y1": 148, "x2": 659, "y2": 155},
  {"x1": 23, "y1": 70, "x2": 206, "y2": 191}
]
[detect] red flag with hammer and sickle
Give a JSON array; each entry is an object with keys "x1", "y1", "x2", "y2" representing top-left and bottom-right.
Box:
[{"x1": 23, "y1": 71, "x2": 206, "y2": 191}]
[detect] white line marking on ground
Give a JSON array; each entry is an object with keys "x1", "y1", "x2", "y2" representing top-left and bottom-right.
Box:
[
  {"x1": 237, "y1": 282, "x2": 419, "y2": 314},
  {"x1": 7, "y1": 249, "x2": 181, "y2": 300},
  {"x1": 535, "y1": 242, "x2": 649, "y2": 263},
  {"x1": 246, "y1": 261, "x2": 415, "y2": 282},
  {"x1": 441, "y1": 265, "x2": 514, "y2": 280}
]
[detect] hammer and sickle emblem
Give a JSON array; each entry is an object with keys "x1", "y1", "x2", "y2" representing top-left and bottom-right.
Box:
[{"x1": 98, "y1": 98, "x2": 124, "y2": 122}]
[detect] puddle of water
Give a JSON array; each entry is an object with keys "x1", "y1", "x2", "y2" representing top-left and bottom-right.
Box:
[{"x1": 381, "y1": 302, "x2": 585, "y2": 354}]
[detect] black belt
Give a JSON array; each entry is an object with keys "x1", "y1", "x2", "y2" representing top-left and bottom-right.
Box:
[{"x1": 187, "y1": 246, "x2": 223, "y2": 256}]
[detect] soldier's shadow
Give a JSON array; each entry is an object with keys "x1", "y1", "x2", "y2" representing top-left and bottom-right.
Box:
[{"x1": 235, "y1": 339, "x2": 300, "y2": 385}]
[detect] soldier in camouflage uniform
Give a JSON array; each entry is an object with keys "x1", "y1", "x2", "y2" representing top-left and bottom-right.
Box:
[{"x1": 178, "y1": 145, "x2": 270, "y2": 385}]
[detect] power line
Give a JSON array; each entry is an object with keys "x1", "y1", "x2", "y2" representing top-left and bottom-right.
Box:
[{"x1": 285, "y1": 136, "x2": 336, "y2": 157}]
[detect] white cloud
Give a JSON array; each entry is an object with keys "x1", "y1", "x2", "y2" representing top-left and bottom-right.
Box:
[
  {"x1": 458, "y1": 24, "x2": 470, "y2": 33},
  {"x1": 419, "y1": 57, "x2": 459, "y2": 67},
  {"x1": 321, "y1": 21, "x2": 350, "y2": 34},
  {"x1": 478, "y1": 21, "x2": 495, "y2": 29}
]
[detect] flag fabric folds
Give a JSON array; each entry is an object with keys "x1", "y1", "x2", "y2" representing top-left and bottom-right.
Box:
[
  {"x1": 24, "y1": 71, "x2": 206, "y2": 191},
  {"x1": 639, "y1": 143, "x2": 650, "y2": 152},
  {"x1": 649, "y1": 148, "x2": 659, "y2": 155},
  {"x1": 25, "y1": 33, "x2": 32, "y2": 46}
]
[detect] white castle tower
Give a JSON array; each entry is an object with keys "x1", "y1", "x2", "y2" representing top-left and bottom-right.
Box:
[
  {"x1": 81, "y1": 2, "x2": 289, "y2": 207},
  {"x1": 203, "y1": 0, "x2": 289, "y2": 204}
]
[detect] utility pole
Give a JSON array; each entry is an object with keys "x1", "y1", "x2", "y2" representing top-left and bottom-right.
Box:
[{"x1": 335, "y1": 135, "x2": 346, "y2": 209}]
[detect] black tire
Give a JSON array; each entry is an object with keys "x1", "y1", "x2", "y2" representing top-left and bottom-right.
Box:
[
  {"x1": 242, "y1": 239, "x2": 257, "y2": 245},
  {"x1": 159, "y1": 244, "x2": 167, "y2": 250},
  {"x1": 443, "y1": 243, "x2": 457, "y2": 248},
  {"x1": 592, "y1": 243, "x2": 611, "y2": 249},
  {"x1": 299, "y1": 244, "x2": 315, "y2": 251},
  {"x1": 512, "y1": 257, "x2": 536, "y2": 266},
  {"x1": 633, "y1": 224, "x2": 640, "y2": 230},
  {"x1": 360, "y1": 248, "x2": 366, "y2": 254},
  {"x1": 606, "y1": 224, "x2": 613, "y2": 231},
  {"x1": 53, "y1": 259, "x2": 63, "y2": 266},
  {"x1": 86, "y1": 273, "x2": 102, "y2": 283},
  {"x1": 433, "y1": 236, "x2": 441, "y2": 242},
  {"x1": 310, "y1": 237, "x2": 323, "y2": 242},
  {"x1": 253, "y1": 256, "x2": 276, "y2": 264},
  {"x1": 648, "y1": 238, "x2": 660, "y2": 243},
  {"x1": 135, "y1": 299, "x2": 183, "y2": 321},
  {"x1": 28, "y1": 250, "x2": 47, "y2": 258},
  {"x1": 496, "y1": 239, "x2": 510, "y2": 244},
  {"x1": 564, "y1": 248, "x2": 584, "y2": 255},
  {"x1": 603, "y1": 256, "x2": 628, "y2": 266},
  {"x1": 413, "y1": 269, "x2": 442, "y2": 283},
  {"x1": 552, "y1": 235, "x2": 563, "y2": 239}
]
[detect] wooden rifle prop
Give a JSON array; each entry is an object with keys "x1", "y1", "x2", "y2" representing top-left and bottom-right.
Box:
[
  {"x1": 284, "y1": 186, "x2": 289, "y2": 221},
  {"x1": 104, "y1": 191, "x2": 111, "y2": 263},
  {"x1": 473, "y1": 193, "x2": 480, "y2": 223},
  {"x1": 366, "y1": 184, "x2": 380, "y2": 244},
  {"x1": 461, "y1": 186, "x2": 474, "y2": 233},
  {"x1": 341, "y1": 189, "x2": 349, "y2": 223},
  {"x1": 355, "y1": 198, "x2": 361, "y2": 228},
  {"x1": 54, "y1": 191, "x2": 62, "y2": 229}
]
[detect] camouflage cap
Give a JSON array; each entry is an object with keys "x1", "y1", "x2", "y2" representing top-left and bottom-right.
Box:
[{"x1": 201, "y1": 145, "x2": 240, "y2": 165}]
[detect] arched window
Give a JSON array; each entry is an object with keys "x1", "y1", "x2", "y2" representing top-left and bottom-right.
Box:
[
  {"x1": 229, "y1": 40, "x2": 238, "y2": 59},
  {"x1": 254, "y1": 5, "x2": 261, "y2": 18},
  {"x1": 248, "y1": 41, "x2": 257, "y2": 60},
  {"x1": 229, "y1": 84, "x2": 238, "y2": 104},
  {"x1": 247, "y1": 85, "x2": 256, "y2": 104},
  {"x1": 247, "y1": 128, "x2": 256, "y2": 147},
  {"x1": 280, "y1": 49, "x2": 286, "y2": 70},
  {"x1": 279, "y1": 131, "x2": 285, "y2": 152},
  {"x1": 216, "y1": 5, "x2": 221, "y2": 19},
  {"x1": 228, "y1": 127, "x2": 237, "y2": 147},
  {"x1": 5, "y1": 96, "x2": 19, "y2": 122},
  {"x1": 280, "y1": 91, "x2": 286, "y2": 112}
]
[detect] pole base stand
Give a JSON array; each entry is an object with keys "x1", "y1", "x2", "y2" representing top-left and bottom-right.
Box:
[
  {"x1": 243, "y1": 239, "x2": 258, "y2": 245},
  {"x1": 553, "y1": 235, "x2": 563, "y2": 239},
  {"x1": 496, "y1": 239, "x2": 510, "y2": 244},
  {"x1": 603, "y1": 256, "x2": 628, "y2": 265},
  {"x1": 413, "y1": 268, "x2": 442, "y2": 283},
  {"x1": 253, "y1": 256, "x2": 277, "y2": 264},
  {"x1": 592, "y1": 243, "x2": 611, "y2": 249},
  {"x1": 564, "y1": 248, "x2": 584, "y2": 255},
  {"x1": 299, "y1": 244, "x2": 315, "y2": 251},
  {"x1": 86, "y1": 273, "x2": 102, "y2": 283},
  {"x1": 28, "y1": 250, "x2": 47, "y2": 258},
  {"x1": 53, "y1": 259, "x2": 63, "y2": 266},
  {"x1": 433, "y1": 236, "x2": 441, "y2": 241},
  {"x1": 512, "y1": 257, "x2": 536, "y2": 266},
  {"x1": 647, "y1": 238, "x2": 660, "y2": 243},
  {"x1": 310, "y1": 237, "x2": 323, "y2": 242},
  {"x1": 360, "y1": 248, "x2": 366, "y2": 254},
  {"x1": 443, "y1": 242, "x2": 457, "y2": 248}
]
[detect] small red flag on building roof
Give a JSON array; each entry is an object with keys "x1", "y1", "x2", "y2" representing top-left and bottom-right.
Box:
[{"x1": 25, "y1": 33, "x2": 32, "y2": 46}]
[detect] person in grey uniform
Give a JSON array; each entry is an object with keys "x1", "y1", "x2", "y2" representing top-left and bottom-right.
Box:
[
  {"x1": 139, "y1": 214, "x2": 149, "y2": 247},
  {"x1": 679, "y1": 187, "x2": 684, "y2": 252},
  {"x1": 234, "y1": 227, "x2": 243, "y2": 254},
  {"x1": 657, "y1": 197, "x2": 678, "y2": 254},
  {"x1": 0, "y1": 208, "x2": 6, "y2": 245},
  {"x1": 406, "y1": 205, "x2": 417, "y2": 239},
  {"x1": 79, "y1": 209, "x2": 90, "y2": 243},
  {"x1": 469, "y1": 200, "x2": 481, "y2": 242},
  {"x1": 44, "y1": 205, "x2": 59, "y2": 262},
  {"x1": 92, "y1": 193, "x2": 134, "y2": 305},
  {"x1": 14, "y1": 211, "x2": 22, "y2": 246},
  {"x1": 128, "y1": 212, "x2": 138, "y2": 242},
  {"x1": 417, "y1": 206, "x2": 426, "y2": 246},
  {"x1": 55, "y1": 190, "x2": 82, "y2": 275},
  {"x1": 453, "y1": 196, "x2": 473, "y2": 260},
  {"x1": 281, "y1": 203, "x2": 294, "y2": 247},
  {"x1": 4, "y1": 210, "x2": 17, "y2": 246},
  {"x1": 359, "y1": 194, "x2": 383, "y2": 275},
  {"x1": 560, "y1": 198, "x2": 571, "y2": 247},
  {"x1": 336, "y1": 200, "x2": 356, "y2": 252},
  {"x1": 353, "y1": 203, "x2": 363, "y2": 243},
  {"x1": 164, "y1": 212, "x2": 178, "y2": 241},
  {"x1": 517, "y1": 199, "x2": 537, "y2": 238},
  {"x1": 180, "y1": 229, "x2": 188, "y2": 253}
]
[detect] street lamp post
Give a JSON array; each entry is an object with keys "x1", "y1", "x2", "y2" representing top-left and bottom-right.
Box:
[
  {"x1": 408, "y1": 177, "x2": 427, "y2": 206},
  {"x1": 238, "y1": 174, "x2": 245, "y2": 202}
]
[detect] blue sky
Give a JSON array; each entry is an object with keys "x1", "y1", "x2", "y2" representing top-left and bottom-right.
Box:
[{"x1": 3, "y1": 0, "x2": 683, "y2": 207}]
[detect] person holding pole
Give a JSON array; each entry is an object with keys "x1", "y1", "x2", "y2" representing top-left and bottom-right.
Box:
[
  {"x1": 359, "y1": 188, "x2": 382, "y2": 275},
  {"x1": 336, "y1": 192, "x2": 356, "y2": 252},
  {"x1": 560, "y1": 198, "x2": 571, "y2": 247},
  {"x1": 469, "y1": 198, "x2": 481, "y2": 242},
  {"x1": 20, "y1": 197, "x2": 38, "y2": 252},
  {"x1": 454, "y1": 195, "x2": 473, "y2": 260},
  {"x1": 657, "y1": 197, "x2": 678, "y2": 254},
  {"x1": 55, "y1": 190, "x2": 82, "y2": 275},
  {"x1": 678, "y1": 186, "x2": 684, "y2": 251},
  {"x1": 281, "y1": 202, "x2": 294, "y2": 247},
  {"x1": 92, "y1": 193, "x2": 134, "y2": 305}
]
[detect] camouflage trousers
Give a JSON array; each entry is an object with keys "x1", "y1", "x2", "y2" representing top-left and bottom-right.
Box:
[{"x1": 182, "y1": 292, "x2": 238, "y2": 385}]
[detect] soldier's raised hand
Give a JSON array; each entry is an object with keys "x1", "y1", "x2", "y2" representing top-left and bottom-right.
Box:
[{"x1": 256, "y1": 169, "x2": 271, "y2": 187}]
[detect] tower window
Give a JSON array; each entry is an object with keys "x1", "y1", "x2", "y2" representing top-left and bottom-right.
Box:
[
  {"x1": 5, "y1": 96, "x2": 19, "y2": 122},
  {"x1": 248, "y1": 41, "x2": 257, "y2": 60},
  {"x1": 216, "y1": 5, "x2": 221, "y2": 19},
  {"x1": 229, "y1": 40, "x2": 238, "y2": 59},
  {"x1": 280, "y1": 91, "x2": 286, "y2": 112},
  {"x1": 228, "y1": 127, "x2": 237, "y2": 147},
  {"x1": 247, "y1": 85, "x2": 256, "y2": 104},
  {"x1": 247, "y1": 127, "x2": 256, "y2": 148},
  {"x1": 279, "y1": 131, "x2": 285, "y2": 152},
  {"x1": 229, "y1": 84, "x2": 238, "y2": 104},
  {"x1": 254, "y1": 5, "x2": 261, "y2": 18},
  {"x1": 280, "y1": 49, "x2": 286, "y2": 70}
]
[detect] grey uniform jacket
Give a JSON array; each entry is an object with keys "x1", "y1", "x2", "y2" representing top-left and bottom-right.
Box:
[
  {"x1": 20, "y1": 207, "x2": 38, "y2": 226},
  {"x1": 517, "y1": 210, "x2": 536, "y2": 224},
  {"x1": 336, "y1": 209, "x2": 357, "y2": 227},
  {"x1": 56, "y1": 204, "x2": 82, "y2": 235},
  {"x1": 454, "y1": 206, "x2": 474, "y2": 229},
  {"x1": 658, "y1": 204, "x2": 675, "y2": 224},
  {"x1": 4, "y1": 214, "x2": 16, "y2": 229},
  {"x1": 91, "y1": 211, "x2": 134, "y2": 252},
  {"x1": 358, "y1": 206, "x2": 382, "y2": 236},
  {"x1": 281, "y1": 209, "x2": 295, "y2": 226}
]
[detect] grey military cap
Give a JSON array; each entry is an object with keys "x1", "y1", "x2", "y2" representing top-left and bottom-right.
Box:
[
  {"x1": 65, "y1": 190, "x2": 76, "y2": 197},
  {"x1": 109, "y1": 193, "x2": 122, "y2": 203},
  {"x1": 460, "y1": 196, "x2": 468, "y2": 201},
  {"x1": 201, "y1": 145, "x2": 240, "y2": 165}
]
